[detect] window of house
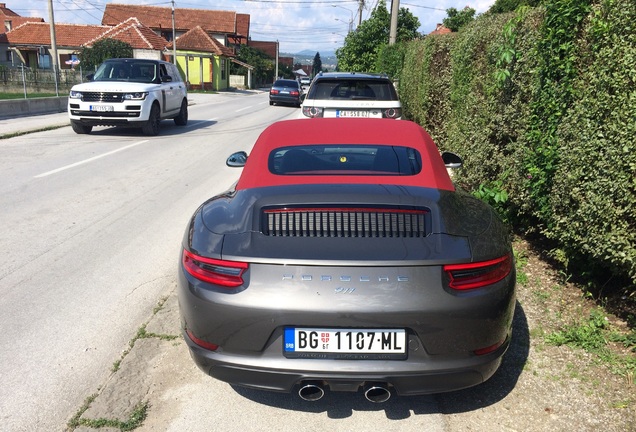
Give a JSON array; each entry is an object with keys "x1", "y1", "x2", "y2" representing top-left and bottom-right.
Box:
[{"x1": 221, "y1": 59, "x2": 226, "y2": 80}]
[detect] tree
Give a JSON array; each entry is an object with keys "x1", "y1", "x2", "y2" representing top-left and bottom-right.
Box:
[
  {"x1": 336, "y1": 3, "x2": 420, "y2": 72},
  {"x1": 443, "y1": 6, "x2": 476, "y2": 32},
  {"x1": 489, "y1": 0, "x2": 541, "y2": 14},
  {"x1": 231, "y1": 45, "x2": 275, "y2": 85},
  {"x1": 312, "y1": 52, "x2": 322, "y2": 76},
  {"x1": 79, "y1": 39, "x2": 133, "y2": 71}
]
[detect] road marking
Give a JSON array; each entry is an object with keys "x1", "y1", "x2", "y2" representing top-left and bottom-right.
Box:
[
  {"x1": 235, "y1": 106, "x2": 253, "y2": 112},
  {"x1": 34, "y1": 140, "x2": 149, "y2": 178}
]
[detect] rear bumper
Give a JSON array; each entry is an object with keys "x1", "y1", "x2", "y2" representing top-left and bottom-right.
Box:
[
  {"x1": 183, "y1": 329, "x2": 510, "y2": 396},
  {"x1": 269, "y1": 95, "x2": 301, "y2": 105}
]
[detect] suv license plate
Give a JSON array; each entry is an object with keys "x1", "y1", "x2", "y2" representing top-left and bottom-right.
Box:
[
  {"x1": 336, "y1": 110, "x2": 372, "y2": 118},
  {"x1": 90, "y1": 105, "x2": 114, "y2": 112},
  {"x1": 283, "y1": 328, "x2": 407, "y2": 359}
]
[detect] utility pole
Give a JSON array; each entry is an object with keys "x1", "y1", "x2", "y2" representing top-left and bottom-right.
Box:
[
  {"x1": 171, "y1": 0, "x2": 177, "y2": 64},
  {"x1": 47, "y1": 0, "x2": 59, "y2": 95},
  {"x1": 357, "y1": 0, "x2": 364, "y2": 27},
  {"x1": 389, "y1": 0, "x2": 399, "y2": 45}
]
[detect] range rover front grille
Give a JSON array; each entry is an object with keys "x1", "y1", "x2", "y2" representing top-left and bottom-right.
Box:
[
  {"x1": 79, "y1": 92, "x2": 125, "y2": 102},
  {"x1": 263, "y1": 207, "x2": 429, "y2": 238}
]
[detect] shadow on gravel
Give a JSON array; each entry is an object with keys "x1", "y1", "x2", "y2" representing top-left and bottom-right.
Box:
[{"x1": 232, "y1": 301, "x2": 529, "y2": 419}]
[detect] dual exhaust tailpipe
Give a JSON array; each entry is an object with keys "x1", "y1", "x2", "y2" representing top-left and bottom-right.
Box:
[{"x1": 297, "y1": 381, "x2": 391, "y2": 403}]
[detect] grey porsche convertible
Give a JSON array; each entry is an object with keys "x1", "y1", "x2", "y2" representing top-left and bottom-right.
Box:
[{"x1": 178, "y1": 118, "x2": 516, "y2": 403}]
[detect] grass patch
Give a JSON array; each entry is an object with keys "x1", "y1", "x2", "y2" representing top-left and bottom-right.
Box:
[
  {"x1": 67, "y1": 397, "x2": 148, "y2": 431},
  {"x1": 545, "y1": 308, "x2": 636, "y2": 378},
  {"x1": 0, "y1": 92, "x2": 60, "y2": 100}
]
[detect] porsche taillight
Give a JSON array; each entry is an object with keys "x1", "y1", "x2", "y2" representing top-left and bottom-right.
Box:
[
  {"x1": 444, "y1": 254, "x2": 513, "y2": 290},
  {"x1": 182, "y1": 249, "x2": 248, "y2": 287}
]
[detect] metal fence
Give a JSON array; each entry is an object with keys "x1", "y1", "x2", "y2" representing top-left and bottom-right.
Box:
[{"x1": 0, "y1": 67, "x2": 87, "y2": 96}]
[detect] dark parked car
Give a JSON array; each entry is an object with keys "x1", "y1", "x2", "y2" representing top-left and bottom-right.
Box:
[
  {"x1": 269, "y1": 79, "x2": 302, "y2": 107},
  {"x1": 178, "y1": 118, "x2": 516, "y2": 403}
]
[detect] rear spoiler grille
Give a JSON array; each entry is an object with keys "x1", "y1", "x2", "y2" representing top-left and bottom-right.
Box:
[{"x1": 262, "y1": 207, "x2": 429, "y2": 238}]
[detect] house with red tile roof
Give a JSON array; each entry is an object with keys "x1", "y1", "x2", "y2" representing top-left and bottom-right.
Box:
[
  {"x1": 84, "y1": 17, "x2": 170, "y2": 59},
  {"x1": 4, "y1": 22, "x2": 109, "y2": 70},
  {"x1": 174, "y1": 25, "x2": 235, "y2": 90},
  {"x1": 430, "y1": 24, "x2": 452, "y2": 35},
  {"x1": 101, "y1": 3, "x2": 250, "y2": 53},
  {"x1": 1, "y1": 2, "x2": 44, "y2": 67},
  {"x1": 2, "y1": 2, "x2": 249, "y2": 90}
]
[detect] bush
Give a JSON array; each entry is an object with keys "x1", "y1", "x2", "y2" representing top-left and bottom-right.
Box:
[{"x1": 398, "y1": 0, "x2": 636, "y2": 291}]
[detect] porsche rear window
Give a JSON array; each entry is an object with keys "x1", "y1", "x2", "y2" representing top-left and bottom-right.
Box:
[{"x1": 268, "y1": 145, "x2": 422, "y2": 176}]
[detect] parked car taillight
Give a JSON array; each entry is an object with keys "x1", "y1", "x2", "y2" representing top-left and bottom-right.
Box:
[
  {"x1": 182, "y1": 249, "x2": 248, "y2": 287},
  {"x1": 383, "y1": 108, "x2": 402, "y2": 119},
  {"x1": 443, "y1": 253, "x2": 513, "y2": 290},
  {"x1": 302, "y1": 106, "x2": 324, "y2": 118},
  {"x1": 270, "y1": 89, "x2": 279, "y2": 95},
  {"x1": 290, "y1": 91, "x2": 300, "y2": 96}
]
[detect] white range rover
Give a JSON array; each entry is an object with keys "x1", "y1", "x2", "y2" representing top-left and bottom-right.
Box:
[{"x1": 68, "y1": 58, "x2": 188, "y2": 135}]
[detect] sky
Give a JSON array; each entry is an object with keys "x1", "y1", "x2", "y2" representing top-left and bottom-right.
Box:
[{"x1": 10, "y1": 0, "x2": 496, "y2": 54}]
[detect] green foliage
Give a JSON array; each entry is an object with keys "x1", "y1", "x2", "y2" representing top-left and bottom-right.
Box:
[
  {"x1": 547, "y1": 0, "x2": 636, "y2": 281},
  {"x1": 375, "y1": 42, "x2": 406, "y2": 79},
  {"x1": 489, "y1": 0, "x2": 542, "y2": 14},
  {"x1": 546, "y1": 309, "x2": 636, "y2": 376},
  {"x1": 397, "y1": 0, "x2": 636, "y2": 293},
  {"x1": 524, "y1": 0, "x2": 593, "y2": 225},
  {"x1": 231, "y1": 45, "x2": 275, "y2": 83},
  {"x1": 79, "y1": 39, "x2": 134, "y2": 70},
  {"x1": 336, "y1": 3, "x2": 419, "y2": 72},
  {"x1": 312, "y1": 52, "x2": 322, "y2": 75},
  {"x1": 443, "y1": 7, "x2": 477, "y2": 32}
]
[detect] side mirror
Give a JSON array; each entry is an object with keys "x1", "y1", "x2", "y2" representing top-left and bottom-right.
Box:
[
  {"x1": 300, "y1": 93, "x2": 306, "y2": 103},
  {"x1": 441, "y1": 152, "x2": 463, "y2": 169},
  {"x1": 226, "y1": 151, "x2": 248, "y2": 167},
  {"x1": 86, "y1": 73, "x2": 94, "y2": 81}
]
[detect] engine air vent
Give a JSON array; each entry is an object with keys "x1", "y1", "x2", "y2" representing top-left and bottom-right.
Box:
[{"x1": 263, "y1": 207, "x2": 429, "y2": 238}]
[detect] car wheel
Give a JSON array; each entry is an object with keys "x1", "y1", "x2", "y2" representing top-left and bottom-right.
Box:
[
  {"x1": 174, "y1": 99, "x2": 188, "y2": 126},
  {"x1": 71, "y1": 120, "x2": 92, "y2": 134},
  {"x1": 142, "y1": 104, "x2": 161, "y2": 136},
  {"x1": 269, "y1": 101, "x2": 274, "y2": 106}
]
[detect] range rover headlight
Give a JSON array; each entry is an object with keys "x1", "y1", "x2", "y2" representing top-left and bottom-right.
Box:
[
  {"x1": 123, "y1": 92, "x2": 148, "y2": 100},
  {"x1": 69, "y1": 90, "x2": 82, "y2": 99}
]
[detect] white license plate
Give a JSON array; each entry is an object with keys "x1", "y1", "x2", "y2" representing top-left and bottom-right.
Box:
[
  {"x1": 336, "y1": 110, "x2": 380, "y2": 118},
  {"x1": 90, "y1": 105, "x2": 114, "y2": 112},
  {"x1": 284, "y1": 328, "x2": 407, "y2": 359}
]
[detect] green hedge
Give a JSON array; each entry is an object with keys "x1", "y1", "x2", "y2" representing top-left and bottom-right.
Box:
[{"x1": 398, "y1": 0, "x2": 636, "y2": 288}]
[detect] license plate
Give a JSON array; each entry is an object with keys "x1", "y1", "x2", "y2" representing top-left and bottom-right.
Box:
[
  {"x1": 90, "y1": 105, "x2": 114, "y2": 112},
  {"x1": 336, "y1": 110, "x2": 380, "y2": 118},
  {"x1": 284, "y1": 328, "x2": 407, "y2": 359}
]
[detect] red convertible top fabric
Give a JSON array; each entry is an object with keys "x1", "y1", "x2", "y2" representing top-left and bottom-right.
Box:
[{"x1": 235, "y1": 118, "x2": 455, "y2": 191}]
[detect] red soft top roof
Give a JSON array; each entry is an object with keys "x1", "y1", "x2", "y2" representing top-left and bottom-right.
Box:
[{"x1": 235, "y1": 118, "x2": 455, "y2": 191}]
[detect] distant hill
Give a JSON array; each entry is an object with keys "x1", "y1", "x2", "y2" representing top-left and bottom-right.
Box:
[{"x1": 291, "y1": 50, "x2": 337, "y2": 58}]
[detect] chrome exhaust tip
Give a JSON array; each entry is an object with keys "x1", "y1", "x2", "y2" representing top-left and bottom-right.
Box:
[
  {"x1": 298, "y1": 381, "x2": 325, "y2": 401},
  {"x1": 364, "y1": 383, "x2": 391, "y2": 403}
]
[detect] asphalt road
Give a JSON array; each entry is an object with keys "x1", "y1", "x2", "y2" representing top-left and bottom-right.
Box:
[{"x1": 0, "y1": 92, "x2": 317, "y2": 431}]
